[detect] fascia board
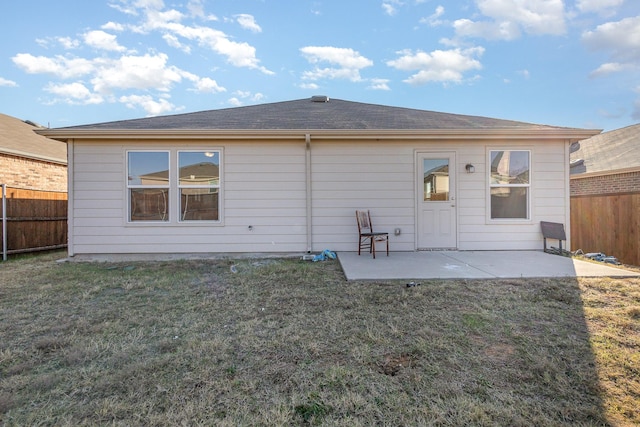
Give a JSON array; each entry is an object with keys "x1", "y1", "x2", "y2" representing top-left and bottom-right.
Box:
[
  {"x1": 0, "y1": 147, "x2": 67, "y2": 165},
  {"x1": 36, "y1": 128, "x2": 602, "y2": 141},
  {"x1": 570, "y1": 165, "x2": 640, "y2": 179}
]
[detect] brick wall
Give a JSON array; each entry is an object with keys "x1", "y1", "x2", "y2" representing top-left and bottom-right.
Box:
[
  {"x1": 0, "y1": 154, "x2": 67, "y2": 192},
  {"x1": 571, "y1": 170, "x2": 640, "y2": 196}
]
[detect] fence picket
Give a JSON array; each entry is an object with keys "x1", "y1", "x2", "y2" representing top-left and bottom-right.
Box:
[{"x1": 1, "y1": 185, "x2": 67, "y2": 259}]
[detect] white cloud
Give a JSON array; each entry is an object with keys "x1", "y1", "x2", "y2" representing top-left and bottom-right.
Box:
[
  {"x1": 57, "y1": 37, "x2": 81, "y2": 49},
  {"x1": 589, "y1": 62, "x2": 634, "y2": 77},
  {"x1": 454, "y1": 0, "x2": 566, "y2": 41},
  {"x1": 383, "y1": 3, "x2": 397, "y2": 16},
  {"x1": 368, "y1": 78, "x2": 391, "y2": 90},
  {"x1": 382, "y1": 0, "x2": 403, "y2": 16},
  {"x1": 83, "y1": 30, "x2": 127, "y2": 52},
  {"x1": 0, "y1": 77, "x2": 17, "y2": 87},
  {"x1": 44, "y1": 82, "x2": 104, "y2": 105},
  {"x1": 229, "y1": 90, "x2": 265, "y2": 103},
  {"x1": 12, "y1": 54, "x2": 95, "y2": 79},
  {"x1": 227, "y1": 97, "x2": 243, "y2": 107},
  {"x1": 119, "y1": 0, "x2": 272, "y2": 74},
  {"x1": 102, "y1": 21, "x2": 125, "y2": 31},
  {"x1": 235, "y1": 14, "x2": 262, "y2": 33},
  {"x1": 299, "y1": 82, "x2": 319, "y2": 90},
  {"x1": 576, "y1": 0, "x2": 624, "y2": 14},
  {"x1": 163, "y1": 33, "x2": 191, "y2": 53},
  {"x1": 12, "y1": 52, "x2": 197, "y2": 95},
  {"x1": 192, "y1": 77, "x2": 226, "y2": 93},
  {"x1": 187, "y1": 0, "x2": 205, "y2": 19},
  {"x1": 583, "y1": 16, "x2": 640, "y2": 64},
  {"x1": 160, "y1": 23, "x2": 272, "y2": 73},
  {"x1": 387, "y1": 47, "x2": 484, "y2": 85},
  {"x1": 583, "y1": 16, "x2": 640, "y2": 81},
  {"x1": 420, "y1": 6, "x2": 446, "y2": 26},
  {"x1": 454, "y1": 18, "x2": 521, "y2": 40},
  {"x1": 90, "y1": 53, "x2": 186, "y2": 94},
  {"x1": 14, "y1": 0, "x2": 270, "y2": 116},
  {"x1": 119, "y1": 94, "x2": 178, "y2": 116},
  {"x1": 35, "y1": 36, "x2": 80, "y2": 49},
  {"x1": 300, "y1": 46, "x2": 373, "y2": 82}
]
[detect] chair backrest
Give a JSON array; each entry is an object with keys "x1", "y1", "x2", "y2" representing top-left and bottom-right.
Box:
[
  {"x1": 540, "y1": 221, "x2": 566, "y2": 241},
  {"x1": 356, "y1": 210, "x2": 373, "y2": 233}
]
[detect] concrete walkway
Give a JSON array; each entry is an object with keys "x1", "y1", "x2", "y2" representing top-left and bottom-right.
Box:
[{"x1": 338, "y1": 250, "x2": 640, "y2": 281}]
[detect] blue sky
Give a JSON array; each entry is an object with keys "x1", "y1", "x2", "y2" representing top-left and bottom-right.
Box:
[{"x1": 1, "y1": 0, "x2": 638, "y2": 131}]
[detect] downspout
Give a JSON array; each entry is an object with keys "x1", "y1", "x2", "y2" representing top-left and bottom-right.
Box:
[
  {"x1": 2, "y1": 184, "x2": 6, "y2": 261},
  {"x1": 66, "y1": 139, "x2": 74, "y2": 257},
  {"x1": 564, "y1": 139, "x2": 572, "y2": 251},
  {"x1": 305, "y1": 133, "x2": 312, "y2": 253}
]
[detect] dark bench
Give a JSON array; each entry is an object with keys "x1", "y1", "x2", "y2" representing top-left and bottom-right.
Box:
[{"x1": 540, "y1": 221, "x2": 568, "y2": 256}]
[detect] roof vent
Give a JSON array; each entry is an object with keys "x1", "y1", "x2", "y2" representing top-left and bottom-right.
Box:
[{"x1": 311, "y1": 95, "x2": 329, "y2": 103}]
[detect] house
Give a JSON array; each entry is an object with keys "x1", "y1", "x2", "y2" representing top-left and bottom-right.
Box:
[
  {"x1": 37, "y1": 97, "x2": 600, "y2": 258},
  {"x1": 570, "y1": 123, "x2": 640, "y2": 191},
  {"x1": 1, "y1": 113, "x2": 68, "y2": 258},
  {"x1": 570, "y1": 123, "x2": 640, "y2": 265},
  {"x1": 0, "y1": 113, "x2": 67, "y2": 191}
]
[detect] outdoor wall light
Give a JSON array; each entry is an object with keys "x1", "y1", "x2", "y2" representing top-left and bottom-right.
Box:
[{"x1": 465, "y1": 163, "x2": 475, "y2": 173}]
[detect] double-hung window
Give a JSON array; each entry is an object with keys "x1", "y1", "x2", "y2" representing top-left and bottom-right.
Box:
[
  {"x1": 127, "y1": 151, "x2": 170, "y2": 222},
  {"x1": 126, "y1": 150, "x2": 221, "y2": 223},
  {"x1": 178, "y1": 151, "x2": 220, "y2": 221},
  {"x1": 489, "y1": 150, "x2": 530, "y2": 220}
]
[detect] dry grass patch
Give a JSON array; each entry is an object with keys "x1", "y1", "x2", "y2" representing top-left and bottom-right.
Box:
[{"x1": 0, "y1": 251, "x2": 638, "y2": 425}]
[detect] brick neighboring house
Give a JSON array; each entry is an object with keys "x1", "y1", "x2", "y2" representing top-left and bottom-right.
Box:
[
  {"x1": 0, "y1": 113, "x2": 67, "y2": 191},
  {"x1": 570, "y1": 123, "x2": 640, "y2": 265}
]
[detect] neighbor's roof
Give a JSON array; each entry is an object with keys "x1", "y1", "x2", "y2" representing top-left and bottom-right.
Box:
[
  {"x1": 0, "y1": 113, "x2": 67, "y2": 164},
  {"x1": 570, "y1": 123, "x2": 640, "y2": 177},
  {"x1": 37, "y1": 97, "x2": 601, "y2": 141}
]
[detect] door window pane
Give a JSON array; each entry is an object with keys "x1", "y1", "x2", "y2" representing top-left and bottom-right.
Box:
[{"x1": 424, "y1": 159, "x2": 449, "y2": 201}]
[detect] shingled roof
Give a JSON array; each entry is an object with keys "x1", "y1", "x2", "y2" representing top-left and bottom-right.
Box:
[
  {"x1": 58, "y1": 97, "x2": 575, "y2": 131},
  {"x1": 570, "y1": 123, "x2": 640, "y2": 175},
  {"x1": 0, "y1": 113, "x2": 67, "y2": 164}
]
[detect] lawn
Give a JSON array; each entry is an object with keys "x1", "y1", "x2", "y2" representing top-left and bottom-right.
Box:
[{"x1": 1, "y1": 251, "x2": 638, "y2": 426}]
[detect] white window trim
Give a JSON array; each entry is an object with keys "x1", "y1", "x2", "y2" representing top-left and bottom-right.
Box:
[
  {"x1": 177, "y1": 150, "x2": 222, "y2": 223},
  {"x1": 124, "y1": 148, "x2": 224, "y2": 226},
  {"x1": 126, "y1": 150, "x2": 171, "y2": 223},
  {"x1": 486, "y1": 148, "x2": 532, "y2": 223}
]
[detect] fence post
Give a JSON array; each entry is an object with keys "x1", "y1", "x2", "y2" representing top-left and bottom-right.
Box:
[{"x1": 2, "y1": 184, "x2": 6, "y2": 261}]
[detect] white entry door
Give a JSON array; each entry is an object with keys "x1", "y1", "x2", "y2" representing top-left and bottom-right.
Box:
[{"x1": 417, "y1": 152, "x2": 457, "y2": 249}]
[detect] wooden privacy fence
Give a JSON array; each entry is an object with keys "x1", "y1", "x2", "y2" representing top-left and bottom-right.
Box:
[
  {"x1": 1, "y1": 184, "x2": 67, "y2": 260},
  {"x1": 570, "y1": 192, "x2": 640, "y2": 266}
]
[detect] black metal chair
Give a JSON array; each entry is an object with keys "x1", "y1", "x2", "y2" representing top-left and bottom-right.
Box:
[
  {"x1": 540, "y1": 221, "x2": 568, "y2": 256},
  {"x1": 356, "y1": 210, "x2": 389, "y2": 258}
]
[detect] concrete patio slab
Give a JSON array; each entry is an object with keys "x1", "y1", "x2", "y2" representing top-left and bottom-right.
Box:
[{"x1": 337, "y1": 250, "x2": 640, "y2": 281}]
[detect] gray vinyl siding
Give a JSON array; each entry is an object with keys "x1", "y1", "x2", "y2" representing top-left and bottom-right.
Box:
[
  {"x1": 69, "y1": 137, "x2": 569, "y2": 255},
  {"x1": 70, "y1": 140, "x2": 308, "y2": 254}
]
